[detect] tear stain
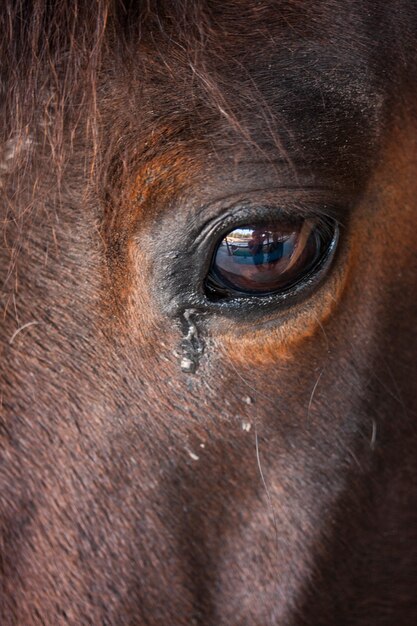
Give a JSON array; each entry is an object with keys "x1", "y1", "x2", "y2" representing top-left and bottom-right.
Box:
[{"x1": 179, "y1": 308, "x2": 205, "y2": 374}]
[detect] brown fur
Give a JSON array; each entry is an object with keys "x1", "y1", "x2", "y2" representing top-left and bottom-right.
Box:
[{"x1": 1, "y1": 2, "x2": 417, "y2": 624}]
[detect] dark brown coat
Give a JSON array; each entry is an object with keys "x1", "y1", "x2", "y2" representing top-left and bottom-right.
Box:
[{"x1": 1, "y1": 2, "x2": 417, "y2": 624}]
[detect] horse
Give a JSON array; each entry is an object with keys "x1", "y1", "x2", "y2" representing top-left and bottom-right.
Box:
[{"x1": 1, "y1": 1, "x2": 416, "y2": 624}]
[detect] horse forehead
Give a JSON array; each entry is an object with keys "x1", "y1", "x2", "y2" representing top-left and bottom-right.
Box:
[{"x1": 100, "y1": 3, "x2": 401, "y2": 228}]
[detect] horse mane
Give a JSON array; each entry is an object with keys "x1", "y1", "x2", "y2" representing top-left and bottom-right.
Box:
[
  {"x1": 0, "y1": 1, "x2": 261, "y2": 188},
  {"x1": 1, "y1": 2, "x2": 125, "y2": 182}
]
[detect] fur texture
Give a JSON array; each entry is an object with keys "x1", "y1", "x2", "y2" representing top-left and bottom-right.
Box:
[{"x1": 1, "y1": 2, "x2": 417, "y2": 624}]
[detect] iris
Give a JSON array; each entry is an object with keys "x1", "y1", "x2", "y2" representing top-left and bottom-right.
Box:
[{"x1": 205, "y1": 218, "x2": 334, "y2": 298}]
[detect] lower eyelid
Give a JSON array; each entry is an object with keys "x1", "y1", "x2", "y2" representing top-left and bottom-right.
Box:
[{"x1": 209, "y1": 245, "x2": 347, "y2": 366}]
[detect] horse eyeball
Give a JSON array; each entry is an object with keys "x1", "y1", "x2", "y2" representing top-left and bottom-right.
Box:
[{"x1": 205, "y1": 217, "x2": 335, "y2": 298}]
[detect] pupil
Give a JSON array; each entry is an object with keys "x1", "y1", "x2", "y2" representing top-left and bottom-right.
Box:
[{"x1": 207, "y1": 219, "x2": 322, "y2": 296}]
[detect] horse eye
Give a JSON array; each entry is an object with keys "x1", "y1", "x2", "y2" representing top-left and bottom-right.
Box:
[{"x1": 205, "y1": 217, "x2": 336, "y2": 299}]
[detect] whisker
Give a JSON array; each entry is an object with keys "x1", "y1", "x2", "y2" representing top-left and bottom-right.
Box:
[
  {"x1": 370, "y1": 418, "x2": 377, "y2": 450},
  {"x1": 307, "y1": 368, "x2": 325, "y2": 419},
  {"x1": 9, "y1": 320, "x2": 40, "y2": 344}
]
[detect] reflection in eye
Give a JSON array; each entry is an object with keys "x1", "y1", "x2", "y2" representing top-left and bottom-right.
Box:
[{"x1": 205, "y1": 218, "x2": 334, "y2": 297}]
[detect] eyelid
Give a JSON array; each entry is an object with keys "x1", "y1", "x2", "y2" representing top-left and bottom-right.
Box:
[
  {"x1": 152, "y1": 197, "x2": 341, "y2": 321},
  {"x1": 192, "y1": 192, "x2": 345, "y2": 251}
]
